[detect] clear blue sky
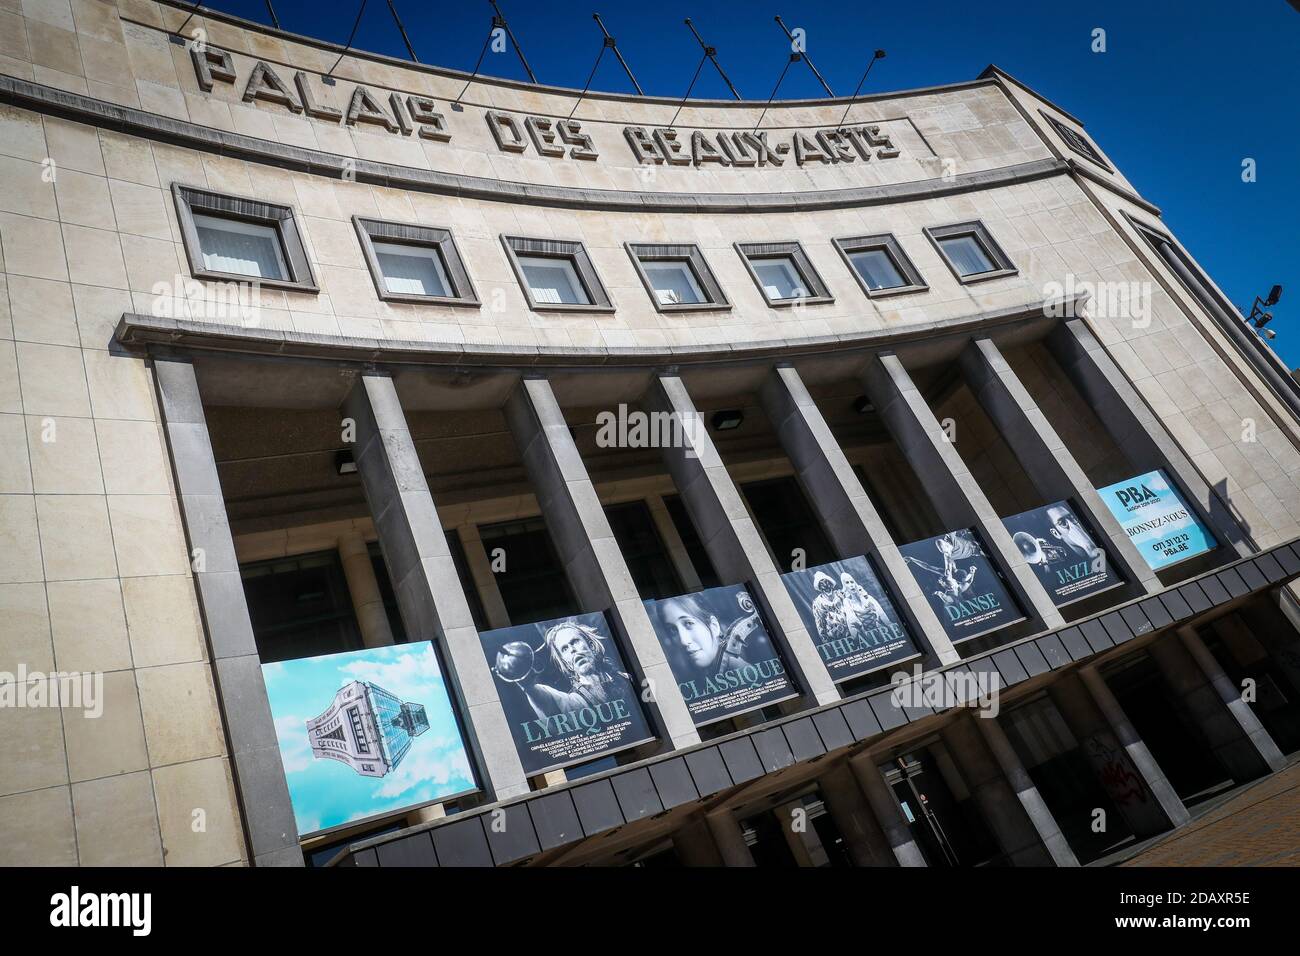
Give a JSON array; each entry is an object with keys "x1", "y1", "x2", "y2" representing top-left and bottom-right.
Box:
[{"x1": 203, "y1": 0, "x2": 1300, "y2": 363}]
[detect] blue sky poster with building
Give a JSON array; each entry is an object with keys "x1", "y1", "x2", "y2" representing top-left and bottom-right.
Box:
[
  {"x1": 1097, "y1": 469, "x2": 1217, "y2": 571},
  {"x1": 262, "y1": 642, "x2": 477, "y2": 837}
]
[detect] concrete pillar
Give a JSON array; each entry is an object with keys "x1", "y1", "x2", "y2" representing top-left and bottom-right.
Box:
[
  {"x1": 672, "y1": 817, "x2": 725, "y2": 866},
  {"x1": 705, "y1": 809, "x2": 756, "y2": 867},
  {"x1": 1047, "y1": 318, "x2": 1251, "y2": 558},
  {"x1": 959, "y1": 337, "x2": 1158, "y2": 595},
  {"x1": 1210, "y1": 613, "x2": 1271, "y2": 670},
  {"x1": 646, "y1": 493, "x2": 704, "y2": 592},
  {"x1": 974, "y1": 714, "x2": 1079, "y2": 866},
  {"x1": 1146, "y1": 631, "x2": 1270, "y2": 782},
  {"x1": 862, "y1": 352, "x2": 1065, "y2": 634},
  {"x1": 343, "y1": 373, "x2": 529, "y2": 801},
  {"x1": 646, "y1": 374, "x2": 839, "y2": 706},
  {"x1": 941, "y1": 716, "x2": 1061, "y2": 866},
  {"x1": 817, "y1": 763, "x2": 898, "y2": 866},
  {"x1": 776, "y1": 800, "x2": 820, "y2": 866},
  {"x1": 505, "y1": 376, "x2": 700, "y2": 750},
  {"x1": 1051, "y1": 671, "x2": 1185, "y2": 836},
  {"x1": 848, "y1": 753, "x2": 927, "y2": 866},
  {"x1": 1079, "y1": 665, "x2": 1191, "y2": 825},
  {"x1": 338, "y1": 530, "x2": 396, "y2": 648},
  {"x1": 760, "y1": 364, "x2": 958, "y2": 666},
  {"x1": 457, "y1": 522, "x2": 511, "y2": 630},
  {"x1": 153, "y1": 357, "x2": 303, "y2": 867},
  {"x1": 1178, "y1": 627, "x2": 1285, "y2": 773}
]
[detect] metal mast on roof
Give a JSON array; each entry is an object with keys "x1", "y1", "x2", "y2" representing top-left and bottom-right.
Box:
[
  {"x1": 325, "y1": 0, "x2": 370, "y2": 82},
  {"x1": 774, "y1": 16, "x2": 834, "y2": 97},
  {"x1": 569, "y1": 14, "x2": 645, "y2": 118},
  {"x1": 489, "y1": 0, "x2": 538, "y2": 84},
  {"x1": 836, "y1": 49, "x2": 887, "y2": 129},
  {"x1": 385, "y1": 0, "x2": 419, "y2": 62},
  {"x1": 264, "y1": 1, "x2": 282, "y2": 30},
  {"x1": 684, "y1": 19, "x2": 742, "y2": 100}
]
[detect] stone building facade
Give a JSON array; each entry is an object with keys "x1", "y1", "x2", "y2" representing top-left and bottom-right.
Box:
[{"x1": 2, "y1": 0, "x2": 1300, "y2": 868}]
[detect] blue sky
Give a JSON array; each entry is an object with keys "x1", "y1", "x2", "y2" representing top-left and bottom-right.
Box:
[
  {"x1": 261, "y1": 643, "x2": 475, "y2": 835},
  {"x1": 203, "y1": 1, "x2": 1299, "y2": 363}
]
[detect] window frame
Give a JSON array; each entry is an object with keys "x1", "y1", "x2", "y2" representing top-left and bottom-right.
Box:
[
  {"x1": 353, "y1": 216, "x2": 479, "y2": 306},
  {"x1": 500, "y1": 235, "x2": 614, "y2": 313},
  {"x1": 833, "y1": 233, "x2": 928, "y2": 298},
  {"x1": 625, "y1": 242, "x2": 730, "y2": 313},
  {"x1": 1041, "y1": 111, "x2": 1112, "y2": 172},
  {"x1": 924, "y1": 220, "x2": 1018, "y2": 284},
  {"x1": 173, "y1": 184, "x2": 318, "y2": 292},
  {"x1": 734, "y1": 240, "x2": 834, "y2": 307}
]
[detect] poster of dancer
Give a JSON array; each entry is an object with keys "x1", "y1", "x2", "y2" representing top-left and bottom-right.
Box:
[{"x1": 898, "y1": 528, "x2": 1023, "y2": 642}]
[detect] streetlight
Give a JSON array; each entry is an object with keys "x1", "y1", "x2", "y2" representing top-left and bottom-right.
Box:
[{"x1": 1246, "y1": 284, "x2": 1283, "y2": 339}]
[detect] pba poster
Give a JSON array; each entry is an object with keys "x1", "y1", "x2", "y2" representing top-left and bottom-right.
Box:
[
  {"x1": 1097, "y1": 470, "x2": 1217, "y2": 571},
  {"x1": 1003, "y1": 500, "x2": 1123, "y2": 606},
  {"x1": 480, "y1": 611, "x2": 654, "y2": 774},
  {"x1": 781, "y1": 555, "x2": 920, "y2": 680},
  {"x1": 645, "y1": 583, "x2": 797, "y2": 725},
  {"x1": 262, "y1": 642, "x2": 477, "y2": 837},
  {"x1": 899, "y1": 529, "x2": 1024, "y2": 642}
]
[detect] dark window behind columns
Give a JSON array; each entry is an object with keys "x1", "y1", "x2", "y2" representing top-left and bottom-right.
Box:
[
  {"x1": 477, "y1": 516, "x2": 580, "y2": 625},
  {"x1": 368, "y1": 532, "x2": 487, "y2": 638},
  {"x1": 603, "y1": 500, "x2": 684, "y2": 600},
  {"x1": 740, "y1": 476, "x2": 837, "y2": 572},
  {"x1": 661, "y1": 494, "x2": 721, "y2": 590},
  {"x1": 241, "y1": 551, "x2": 362, "y2": 663}
]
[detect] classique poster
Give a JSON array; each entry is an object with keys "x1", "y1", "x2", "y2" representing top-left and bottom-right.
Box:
[
  {"x1": 781, "y1": 555, "x2": 920, "y2": 680},
  {"x1": 898, "y1": 529, "x2": 1024, "y2": 642},
  {"x1": 480, "y1": 611, "x2": 654, "y2": 775},
  {"x1": 262, "y1": 642, "x2": 478, "y2": 838},
  {"x1": 1097, "y1": 469, "x2": 1218, "y2": 571},
  {"x1": 1002, "y1": 500, "x2": 1124, "y2": 606},
  {"x1": 645, "y1": 584, "x2": 797, "y2": 725}
]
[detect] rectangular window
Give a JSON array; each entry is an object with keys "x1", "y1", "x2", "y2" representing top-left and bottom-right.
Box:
[
  {"x1": 518, "y1": 255, "x2": 588, "y2": 305},
  {"x1": 1042, "y1": 111, "x2": 1112, "y2": 171},
  {"x1": 925, "y1": 221, "x2": 1017, "y2": 284},
  {"x1": 626, "y1": 243, "x2": 729, "y2": 312},
  {"x1": 477, "y1": 517, "x2": 579, "y2": 625},
  {"x1": 834, "y1": 233, "x2": 927, "y2": 298},
  {"x1": 735, "y1": 241, "x2": 833, "y2": 307},
  {"x1": 502, "y1": 236, "x2": 613, "y2": 312},
  {"x1": 354, "y1": 217, "x2": 478, "y2": 305},
  {"x1": 173, "y1": 184, "x2": 317, "y2": 292}
]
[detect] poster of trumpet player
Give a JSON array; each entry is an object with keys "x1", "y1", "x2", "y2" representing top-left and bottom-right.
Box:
[
  {"x1": 479, "y1": 611, "x2": 655, "y2": 775},
  {"x1": 644, "y1": 584, "x2": 797, "y2": 725},
  {"x1": 780, "y1": 555, "x2": 920, "y2": 681},
  {"x1": 898, "y1": 528, "x2": 1024, "y2": 642},
  {"x1": 1002, "y1": 500, "x2": 1123, "y2": 606}
]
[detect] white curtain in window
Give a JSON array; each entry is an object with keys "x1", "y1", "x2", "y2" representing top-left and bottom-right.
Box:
[
  {"x1": 940, "y1": 235, "x2": 993, "y2": 276},
  {"x1": 753, "y1": 258, "x2": 807, "y2": 300},
  {"x1": 520, "y1": 258, "x2": 585, "y2": 305},
  {"x1": 851, "y1": 249, "x2": 905, "y2": 290},
  {"x1": 374, "y1": 242, "x2": 451, "y2": 297},
  {"x1": 644, "y1": 261, "x2": 704, "y2": 305},
  {"x1": 194, "y1": 214, "x2": 286, "y2": 280}
]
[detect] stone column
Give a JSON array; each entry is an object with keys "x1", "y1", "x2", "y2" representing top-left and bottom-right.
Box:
[
  {"x1": 152, "y1": 357, "x2": 302, "y2": 867},
  {"x1": 646, "y1": 493, "x2": 704, "y2": 592},
  {"x1": 505, "y1": 375, "x2": 700, "y2": 750},
  {"x1": 847, "y1": 753, "x2": 927, "y2": 866},
  {"x1": 343, "y1": 373, "x2": 529, "y2": 801},
  {"x1": 959, "y1": 337, "x2": 1158, "y2": 594},
  {"x1": 941, "y1": 716, "x2": 1063, "y2": 866},
  {"x1": 646, "y1": 374, "x2": 840, "y2": 706},
  {"x1": 1178, "y1": 627, "x2": 1285, "y2": 773},
  {"x1": 1051, "y1": 670, "x2": 1186, "y2": 836},
  {"x1": 974, "y1": 714, "x2": 1079, "y2": 866},
  {"x1": 338, "y1": 529, "x2": 396, "y2": 648},
  {"x1": 776, "y1": 800, "x2": 820, "y2": 866},
  {"x1": 862, "y1": 352, "x2": 1065, "y2": 634},
  {"x1": 672, "y1": 817, "x2": 724, "y2": 866},
  {"x1": 817, "y1": 763, "x2": 898, "y2": 866},
  {"x1": 760, "y1": 364, "x2": 958, "y2": 666},
  {"x1": 705, "y1": 809, "x2": 756, "y2": 867},
  {"x1": 457, "y1": 522, "x2": 511, "y2": 630},
  {"x1": 1047, "y1": 317, "x2": 1252, "y2": 558},
  {"x1": 1078, "y1": 665, "x2": 1191, "y2": 825}
]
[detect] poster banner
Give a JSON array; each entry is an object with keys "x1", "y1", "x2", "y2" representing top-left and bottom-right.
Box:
[
  {"x1": 1097, "y1": 469, "x2": 1217, "y2": 571},
  {"x1": 645, "y1": 584, "x2": 797, "y2": 725},
  {"x1": 1002, "y1": 500, "x2": 1124, "y2": 606},
  {"x1": 899, "y1": 529, "x2": 1024, "y2": 642},
  {"x1": 480, "y1": 611, "x2": 654, "y2": 775},
  {"x1": 262, "y1": 642, "x2": 477, "y2": 838},
  {"x1": 781, "y1": 555, "x2": 920, "y2": 680}
]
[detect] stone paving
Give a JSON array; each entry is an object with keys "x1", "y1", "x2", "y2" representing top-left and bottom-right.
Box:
[{"x1": 1120, "y1": 763, "x2": 1300, "y2": 866}]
